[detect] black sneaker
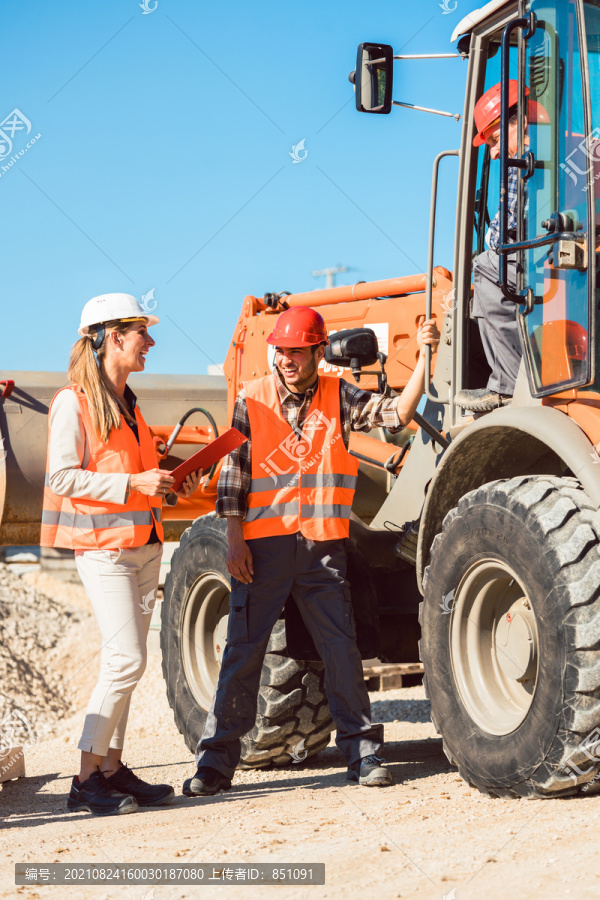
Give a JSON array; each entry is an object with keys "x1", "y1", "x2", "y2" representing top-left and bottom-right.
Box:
[
  {"x1": 182, "y1": 765, "x2": 232, "y2": 797},
  {"x1": 454, "y1": 387, "x2": 512, "y2": 411},
  {"x1": 347, "y1": 755, "x2": 393, "y2": 787},
  {"x1": 104, "y1": 761, "x2": 175, "y2": 807},
  {"x1": 67, "y1": 767, "x2": 138, "y2": 816}
]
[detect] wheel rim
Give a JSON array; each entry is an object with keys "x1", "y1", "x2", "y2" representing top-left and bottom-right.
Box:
[
  {"x1": 180, "y1": 572, "x2": 230, "y2": 710},
  {"x1": 449, "y1": 558, "x2": 539, "y2": 736}
]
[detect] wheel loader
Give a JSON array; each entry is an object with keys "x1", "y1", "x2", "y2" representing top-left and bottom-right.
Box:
[{"x1": 2, "y1": 0, "x2": 600, "y2": 798}]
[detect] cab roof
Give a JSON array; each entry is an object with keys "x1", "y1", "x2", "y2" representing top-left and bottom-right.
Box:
[{"x1": 451, "y1": 0, "x2": 513, "y2": 43}]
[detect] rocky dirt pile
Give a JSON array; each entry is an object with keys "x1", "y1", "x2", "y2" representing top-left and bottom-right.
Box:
[{"x1": 0, "y1": 563, "x2": 85, "y2": 744}]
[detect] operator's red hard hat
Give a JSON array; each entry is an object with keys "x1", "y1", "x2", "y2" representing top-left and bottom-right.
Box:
[
  {"x1": 266, "y1": 306, "x2": 329, "y2": 347},
  {"x1": 473, "y1": 80, "x2": 550, "y2": 147},
  {"x1": 531, "y1": 320, "x2": 588, "y2": 361},
  {"x1": 564, "y1": 320, "x2": 588, "y2": 361}
]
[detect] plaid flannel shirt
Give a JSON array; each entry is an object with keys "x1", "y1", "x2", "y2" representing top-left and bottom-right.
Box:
[
  {"x1": 487, "y1": 163, "x2": 518, "y2": 251},
  {"x1": 216, "y1": 369, "x2": 402, "y2": 518}
]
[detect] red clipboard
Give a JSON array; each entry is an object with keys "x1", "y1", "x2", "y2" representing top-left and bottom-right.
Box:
[{"x1": 169, "y1": 427, "x2": 248, "y2": 492}]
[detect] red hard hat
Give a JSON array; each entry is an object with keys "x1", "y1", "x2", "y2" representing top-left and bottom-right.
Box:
[
  {"x1": 266, "y1": 306, "x2": 329, "y2": 347},
  {"x1": 473, "y1": 80, "x2": 549, "y2": 147},
  {"x1": 531, "y1": 320, "x2": 588, "y2": 361},
  {"x1": 565, "y1": 320, "x2": 588, "y2": 361}
]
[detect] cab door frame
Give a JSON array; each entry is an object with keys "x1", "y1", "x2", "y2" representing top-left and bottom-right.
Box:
[
  {"x1": 505, "y1": 0, "x2": 594, "y2": 397},
  {"x1": 451, "y1": 1, "x2": 520, "y2": 428}
]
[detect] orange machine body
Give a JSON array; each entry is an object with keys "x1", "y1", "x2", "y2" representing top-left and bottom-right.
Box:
[
  {"x1": 155, "y1": 268, "x2": 454, "y2": 521},
  {"x1": 223, "y1": 268, "x2": 453, "y2": 423},
  {"x1": 155, "y1": 265, "x2": 600, "y2": 523}
]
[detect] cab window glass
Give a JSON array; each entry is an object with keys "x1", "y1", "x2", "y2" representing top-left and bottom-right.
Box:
[
  {"x1": 472, "y1": 41, "x2": 517, "y2": 255},
  {"x1": 582, "y1": 0, "x2": 600, "y2": 392},
  {"x1": 521, "y1": 0, "x2": 590, "y2": 394}
]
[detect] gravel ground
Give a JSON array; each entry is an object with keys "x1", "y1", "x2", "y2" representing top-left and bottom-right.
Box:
[
  {"x1": 0, "y1": 564, "x2": 85, "y2": 739},
  {"x1": 1, "y1": 567, "x2": 600, "y2": 900}
]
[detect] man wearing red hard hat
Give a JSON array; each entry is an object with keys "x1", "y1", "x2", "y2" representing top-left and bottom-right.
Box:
[
  {"x1": 183, "y1": 306, "x2": 440, "y2": 796},
  {"x1": 455, "y1": 80, "x2": 549, "y2": 412}
]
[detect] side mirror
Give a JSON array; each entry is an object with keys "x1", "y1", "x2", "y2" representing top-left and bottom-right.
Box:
[
  {"x1": 326, "y1": 328, "x2": 379, "y2": 378},
  {"x1": 354, "y1": 42, "x2": 393, "y2": 114}
]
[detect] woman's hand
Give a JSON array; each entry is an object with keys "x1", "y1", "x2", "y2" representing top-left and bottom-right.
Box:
[
  {"x1": 174, "y1": 469, "x2": 202, "y2": 499},
  {"x1": 416, "y1": 317, "x2": 441, "y2": 358},
  {"x1": 129, "y1": 469, "x2": 176, "y2": 497}
]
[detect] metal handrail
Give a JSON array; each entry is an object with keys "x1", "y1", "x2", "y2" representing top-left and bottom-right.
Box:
[
  {"x1": 498, "y1": 12, "x2": 536, "y2": 301},
  {"x1": 497, "y1": 230, "x2": 585, "y2": 255},
  {"x1": 425, "y1": 149, "x2": 460, "y2": 403}
]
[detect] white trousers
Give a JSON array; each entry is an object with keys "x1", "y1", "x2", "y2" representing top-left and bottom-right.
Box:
[{"x1": 75, "y1": 543, "x2": 162, "y2": 756}]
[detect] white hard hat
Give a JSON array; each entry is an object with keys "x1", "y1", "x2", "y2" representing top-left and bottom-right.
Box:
[{"x1": 78, "y1": 293, "x2": 159, "y2": 336}]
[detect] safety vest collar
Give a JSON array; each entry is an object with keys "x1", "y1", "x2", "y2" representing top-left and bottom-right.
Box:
[{"x1": 272, "y1": 366, "x2": 319, "y2": 406}]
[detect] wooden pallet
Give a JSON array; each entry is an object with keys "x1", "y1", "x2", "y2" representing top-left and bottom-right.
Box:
[
  {"x1": 0, "y1": 745, "x2": 25, "y2": 783},
  {"x1": 363, "y1": 663, "x2": 424, "y2": 691}
]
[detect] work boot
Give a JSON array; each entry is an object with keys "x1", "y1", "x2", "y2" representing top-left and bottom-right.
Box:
[
  {"x1": 454, "y1": 387, "x2": 512, "y2": 411},
  {"x1": 182, "y1": 765, "x2": 232, "y2": 797},
  {"x1": 67, "y1": 767, "x2": 138, "y2": 816},
  {"x1": 347, "y1": 755, "x2": 393, "y2": 787},
  {"x1": 104, "y1": 761, "x2": 175, "y2": 807}
]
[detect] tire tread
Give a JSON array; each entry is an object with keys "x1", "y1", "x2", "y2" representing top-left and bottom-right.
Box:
[
  {"x1": 161, "y1": 515, "x2": 334, "y2": 769},
  {"x1": 421, "y1": 475, "x2": 600, "y2": 798}
]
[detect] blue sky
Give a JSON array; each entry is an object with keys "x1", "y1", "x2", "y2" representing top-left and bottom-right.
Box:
[{"x1": 0, "y1": 0, "x2": 484, "y2": 375}]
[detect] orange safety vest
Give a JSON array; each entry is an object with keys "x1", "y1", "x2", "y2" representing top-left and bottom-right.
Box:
[
  {"x1": 243, "y1": 374, "x2": 359, "y2": 541},
  {"x1": 40, "y1": 384, "x2": 164, "y2": 551}
]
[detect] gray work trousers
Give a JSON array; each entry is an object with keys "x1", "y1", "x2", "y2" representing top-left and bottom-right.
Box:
[
  {"x1": 195, "y1": 533, "x2": 383, "y2": 778},
  {"x1": 472, "y1": 249, "x2": 521, "y2": 395}
]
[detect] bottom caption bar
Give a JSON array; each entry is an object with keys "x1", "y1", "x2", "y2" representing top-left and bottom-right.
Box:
[{"x1": 15, "y1": 863, "x2": 325, "y2": 885}]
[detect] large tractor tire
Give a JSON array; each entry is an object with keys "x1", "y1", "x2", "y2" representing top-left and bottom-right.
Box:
[
  {"x1": 421, "y1": 475, "x2": 600, "y2": 799},
  {"x1": 160, "y1": 514, "x2": 334, "y2": 768}
]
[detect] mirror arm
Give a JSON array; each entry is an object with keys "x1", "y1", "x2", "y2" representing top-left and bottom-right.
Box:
[
  {"x1": 377, "y1": 352, "x2": 389, "y2": 395},
  {"x1": 393, "y1": 53, "x2": 463, "y2": 60},
  {"x1": 369, "y1": 54, "x2": 463, "y2": 62},
  {"x1": 391, "y1": 100, "x2": 462, "y2": 121},
  {"x1": 350, "y1": 352, "x2": 390, "y2": 394}
]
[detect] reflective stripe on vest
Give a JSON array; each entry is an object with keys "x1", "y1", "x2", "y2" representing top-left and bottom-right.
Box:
[
  {"x1": 301, "y1": 503, "x2": 353, "y2": 519},
  {"x1": 45, "y1": 469, "x2": 162, "y2": 518},
  {"x1": 249, "y1": 474, "x2": 300, "y2": 493},
  {"x1": 249, "y1": 473, "x2": 358, "y2": 493},
  {"x1": 244, "y1": 502, "x2": 300, "y2": 523},
  {"x1": 245, "y1": 502, "x2": 354, "y2": 523},
  {"x1": 40, "y1": 385, "x2": 164, "y2": 550},
  {"x1": 242, "y1": 374, "x2": 359, "y2": 541},
  {"x1": 302, "y1": 474, "x2": 357, "y2": 489},
  {"x1": 41, "y1": 509, "x2": 156, "y2": 530}
]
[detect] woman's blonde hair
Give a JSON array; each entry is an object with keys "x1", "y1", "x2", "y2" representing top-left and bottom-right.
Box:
[{"x1": 68, "y1": 319, "x2": 140, "y2": 442}]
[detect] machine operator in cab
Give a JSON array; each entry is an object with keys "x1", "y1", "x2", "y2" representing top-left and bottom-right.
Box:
[
  {"x1": 183, "y1": 305, "x2": 440, "y2": 797},
  {"x1": 455, "y1": 80, "x2": 548, "y2": 412}
]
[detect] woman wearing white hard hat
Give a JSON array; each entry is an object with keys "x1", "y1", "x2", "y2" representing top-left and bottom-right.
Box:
[{"x1": 41, "y1": 293, "x2": 201, "y2": 816}]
